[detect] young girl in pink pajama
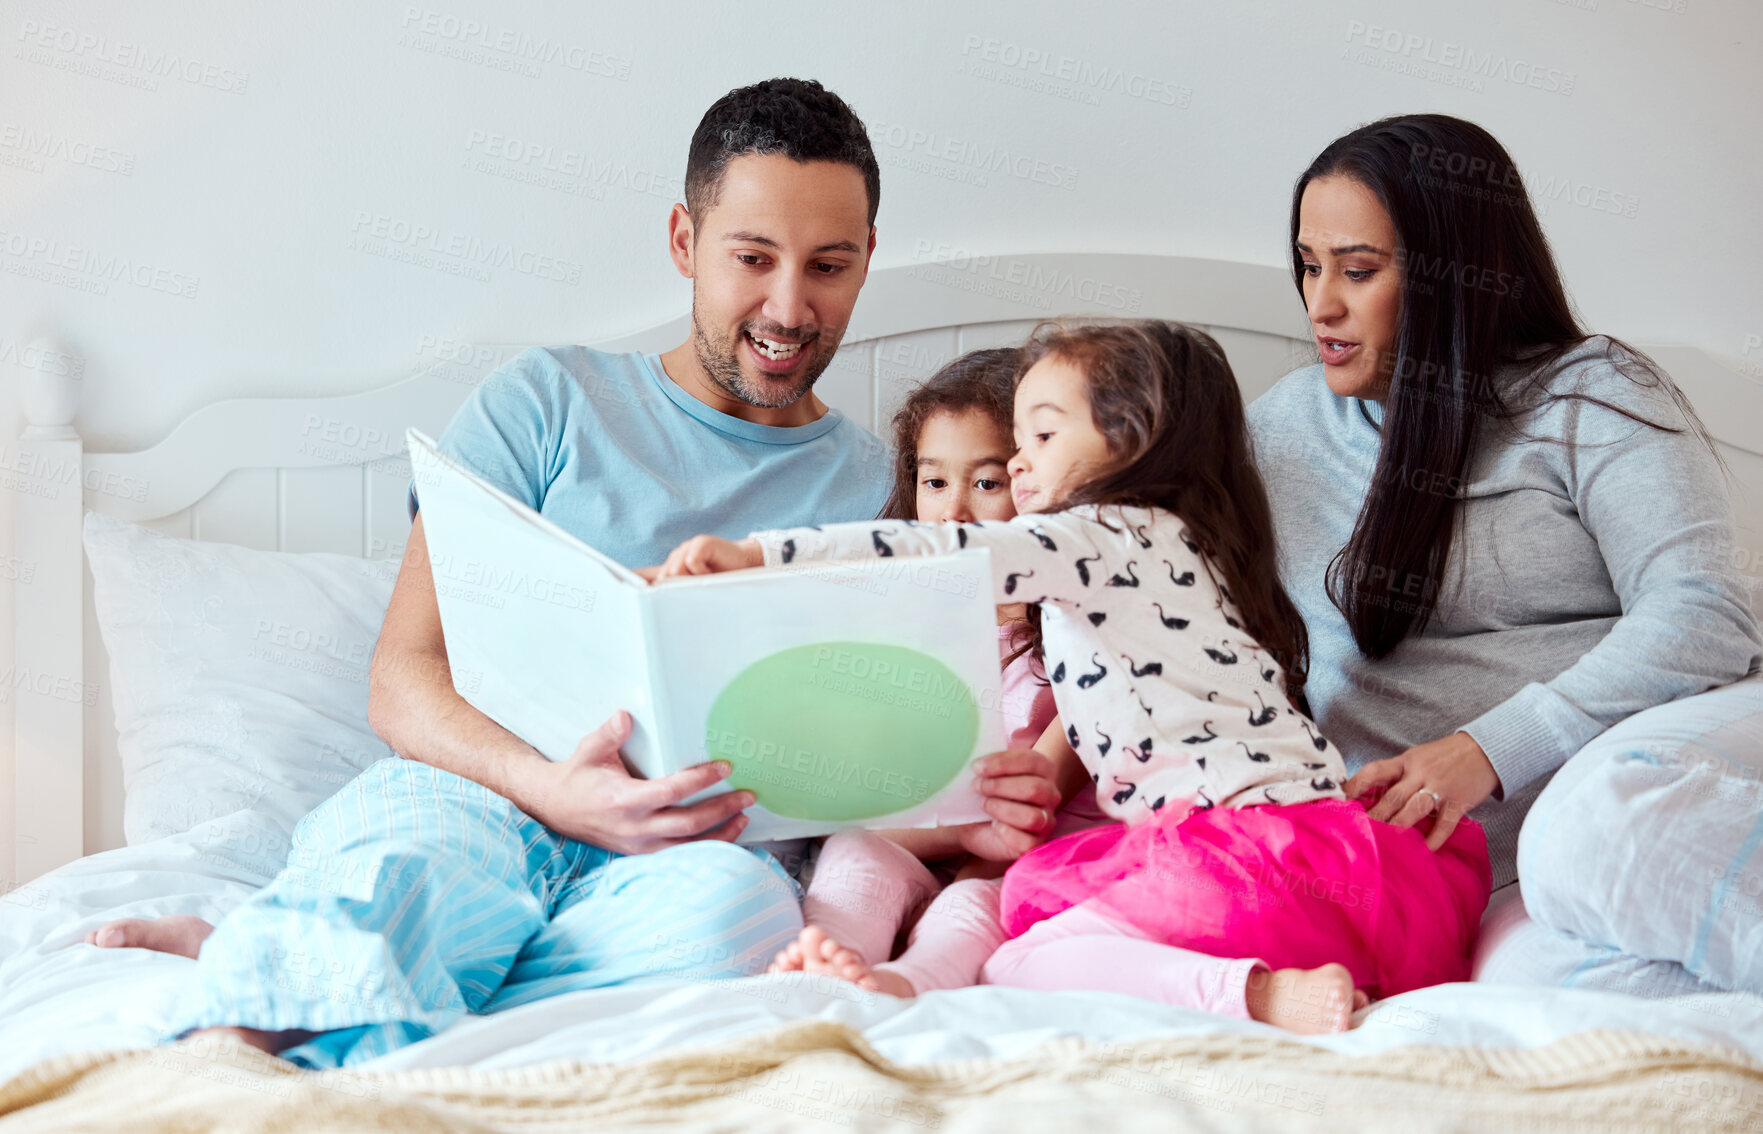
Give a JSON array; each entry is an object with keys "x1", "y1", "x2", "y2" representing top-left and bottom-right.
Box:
[
  {"x1": 655, "y1": 320, "x2": 1492, "y2": 1033},
  {"x1": 767, "y1": 348, "x2": 1110, "y2": 999}
]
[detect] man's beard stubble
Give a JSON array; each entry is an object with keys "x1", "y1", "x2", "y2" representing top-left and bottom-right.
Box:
[{"x1": 690, "y1": 300, "x2": 841, "y2": 410}]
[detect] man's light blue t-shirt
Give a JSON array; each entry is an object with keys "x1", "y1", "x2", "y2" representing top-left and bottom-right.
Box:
[{"x1": 413, "y1": 346, "x2": 891, "y2": 566}]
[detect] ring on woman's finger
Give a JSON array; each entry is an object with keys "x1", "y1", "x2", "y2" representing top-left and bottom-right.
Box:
[{"x1": 1416, "y1": 788, "x2": 1443, "y2": 811}]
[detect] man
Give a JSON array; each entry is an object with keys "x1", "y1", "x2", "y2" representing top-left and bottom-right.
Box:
[{"x1": 90, "y1": 78, "x2": 1060, "y2": 1067}]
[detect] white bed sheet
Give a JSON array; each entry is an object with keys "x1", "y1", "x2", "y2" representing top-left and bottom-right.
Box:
[
  {"x1": 0, "y1": 811, "x2": 291, "y2": 1082},
  {"x1": 3, "y1": 816, "x2": 1760, "y2": 1089},
  {"x1": 360, "y1": 973, "x2": 1763, "y2": 1073}
]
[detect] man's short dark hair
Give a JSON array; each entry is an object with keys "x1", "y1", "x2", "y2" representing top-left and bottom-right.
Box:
[{"x1": 684, "y1": 78, "x2": 881, "y2": 229}]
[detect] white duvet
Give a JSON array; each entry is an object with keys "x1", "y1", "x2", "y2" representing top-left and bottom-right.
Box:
[
  {"x1": 3, "y1": 810, "x2": 1760, "y2": 1087},
  {"x1": 39, "y1": 494, "x2": 1758, "y2": 1089}
]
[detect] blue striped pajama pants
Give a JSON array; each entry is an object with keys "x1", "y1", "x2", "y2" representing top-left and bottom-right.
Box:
[{"x1": 167, "y1": 758, "x2": 804, "y2": 1068}]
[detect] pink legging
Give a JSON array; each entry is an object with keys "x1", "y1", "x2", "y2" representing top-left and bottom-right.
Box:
[
  {"x1": 804, "y1": 831, "x2": 1261, "y2": 1015},
  {"x1": 803, "y1": 831, "x2": 1002, "y2": 994},
  {"x1": 982, "y1": 900, "x2": 1261, "y2": 1018}
]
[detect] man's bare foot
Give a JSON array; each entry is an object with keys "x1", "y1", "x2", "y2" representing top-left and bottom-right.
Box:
[
  {"x1": 768, "y1": 926, "x2": 917, "y2": 998},
  {"x1": 84, "y1": 915, "x2": 214, "y2": 959},
  {"x1": 188, "y1": 1026, "x2": 318, "y2": 1057},
  {"x1": 1244, "y1": 962, "x2": 1368, "y2": 1034}
]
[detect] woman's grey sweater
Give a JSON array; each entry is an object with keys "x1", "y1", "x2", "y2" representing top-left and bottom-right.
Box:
[{"x1": 1247, "y1": 343, "x2": 1762, "y2": 888}]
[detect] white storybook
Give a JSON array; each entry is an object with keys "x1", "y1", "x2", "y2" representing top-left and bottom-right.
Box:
[{"x1": 406, "y1": 429, "x2": 1008, "y2": 841}]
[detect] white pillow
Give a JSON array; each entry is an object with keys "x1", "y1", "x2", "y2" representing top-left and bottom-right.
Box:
[
  {"x1": 84, "y1": 512, "x2": 397, "y2": 844},
  {"x1": 1516, "y1": 672, "x2": 1763, "y2": 996}
]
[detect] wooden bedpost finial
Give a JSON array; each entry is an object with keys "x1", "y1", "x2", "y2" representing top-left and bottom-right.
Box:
[{"x1": 19, "y1": 337, "x2": 80, "y2": 441}]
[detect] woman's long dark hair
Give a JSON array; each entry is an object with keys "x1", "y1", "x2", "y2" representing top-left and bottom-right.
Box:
[
  {"x1": 1023, "y1": 320, "x2": 1311, "y2": 701},
  {"x1": 1291, "y1": 113, "x2": 1704, "y2": 659},
  {"x1": 880, "y1": 348, "x2": 1042, "y2": 667}
]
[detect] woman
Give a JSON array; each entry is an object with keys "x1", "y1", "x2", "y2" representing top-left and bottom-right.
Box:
[{"x1": 1248, "y1": 114, "x2": 1762, "y2": 895}]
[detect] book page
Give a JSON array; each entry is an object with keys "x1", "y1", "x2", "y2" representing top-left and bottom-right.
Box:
[{"x1": 648, "y1": 550, "x2": 1008, "y2": 841}]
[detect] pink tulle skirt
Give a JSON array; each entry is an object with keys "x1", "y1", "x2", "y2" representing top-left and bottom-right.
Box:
[{"x1": 998, "y1": 797, "x2": 1491, "y2": 998}]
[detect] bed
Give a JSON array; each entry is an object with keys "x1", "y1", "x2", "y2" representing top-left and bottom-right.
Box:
[{"x1": 3, "y1": 252, "x2": 1762, "y2": 1130}]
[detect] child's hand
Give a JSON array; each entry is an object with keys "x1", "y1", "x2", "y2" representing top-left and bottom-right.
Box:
[
  {"x1": 959, "y1": 748, "x2": 1063, "y2": 861},
  {"x1": 650, "y1": 535, "x2": 764, "y2": 582},
  {"x1": 955, "y1": 819, "x2": 1040, "y2": 863}
]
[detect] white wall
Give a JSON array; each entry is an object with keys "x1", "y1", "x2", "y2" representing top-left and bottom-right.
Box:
[
  {"x1": 2, "y1": 0, "x2": 1761, "y2": 869},
  {"x1": 4, "y1": 0, "x2": 1760, "y2": 449}
]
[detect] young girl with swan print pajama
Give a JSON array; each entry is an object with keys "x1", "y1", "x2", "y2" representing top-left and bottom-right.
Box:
[
  {"x1": 765, "y1": 348, "x2": 1109, "y2": 1000},
  {"x1": 654, "y1": 320, "x2": 1492, "y2": 1032}
]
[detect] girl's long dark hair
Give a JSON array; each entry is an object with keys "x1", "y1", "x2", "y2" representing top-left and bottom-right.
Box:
[
  {"x1": 1024, "y1": 320, "x2": 1311, "y2": 701},
  {"x1": 1291, "y1": 113, "x2": 1705, "y2": 658},
  {"x1": 880, "y1": 348, "x2": 1042, "y2": 667},
  {"x1": 879, "y1": 348, "x2": 1018, "y2": 521}
]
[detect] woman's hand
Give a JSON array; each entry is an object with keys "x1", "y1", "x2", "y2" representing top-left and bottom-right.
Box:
[
  {"x1": 647, "y1": 535, "x2": 764, "y2": 582},
  {"x1": 1344, "y1": 731, "x2": 1500, "y2": 851}
]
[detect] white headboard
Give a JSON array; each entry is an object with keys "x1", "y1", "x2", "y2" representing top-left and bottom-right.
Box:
[{"x1": 11, "y1": 252, "x2": 1762, "y2": 883}]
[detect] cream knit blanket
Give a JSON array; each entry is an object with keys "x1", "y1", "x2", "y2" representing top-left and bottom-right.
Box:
[{"x1": 1, "y1": 1021, "x2": 1758, "y2": 1132}]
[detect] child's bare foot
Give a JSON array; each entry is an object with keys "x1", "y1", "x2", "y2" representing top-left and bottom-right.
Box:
[
  {"x1": 187, "y1": 1026, "x2": 317, "y2": 1057},
  {"x1": 84, "y1": 915, "x2": 214, "y2": 959},
  {"x1": 767, "y1": 936, "x2": 807, "y2": 974},
  {"x1": 1244, "y1": 962, "x2": 1367, "y2": 1034},
  {"x1": 776, "y1": 926, "x2": 871, "y2": 985},
  {"x1": 769, "y1": 926, "x2": 917, "y2": 998}
]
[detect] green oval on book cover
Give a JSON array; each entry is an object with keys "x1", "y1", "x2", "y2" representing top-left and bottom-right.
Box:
[{"x1": 705, "y1": 642, "x2": 980, "y2": 821}]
